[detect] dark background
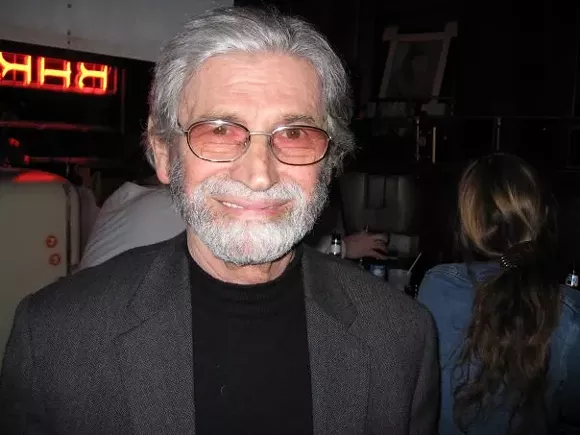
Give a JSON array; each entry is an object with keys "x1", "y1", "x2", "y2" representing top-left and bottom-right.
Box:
[
  {"x1": 2, "y1": 0, "x2": 580, "y2": 168},
  {"x1": 2, "y1": 0, "x2": 580, "y2": 268}
]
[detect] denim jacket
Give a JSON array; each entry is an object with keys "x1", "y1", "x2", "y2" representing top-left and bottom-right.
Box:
[{"x1": 418, "y1": 262, "x2": 580, "y2": 434}]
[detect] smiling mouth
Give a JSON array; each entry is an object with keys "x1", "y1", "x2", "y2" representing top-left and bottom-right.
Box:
[
  {"x1": 220, "y1": 201, "x2": 244, "y2": 209},
  {"x1": 216, "y1": 199, "x2": 289, "y2": 211}
]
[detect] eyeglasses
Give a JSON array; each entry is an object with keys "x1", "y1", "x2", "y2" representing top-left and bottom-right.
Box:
[{"x1": 179, "y1": 119, "x2": 331, "y2": 166}]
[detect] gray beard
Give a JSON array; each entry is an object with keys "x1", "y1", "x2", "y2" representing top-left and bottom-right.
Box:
[{"x1": 169, "y1": 157, "x2": 328, "y2": 265}]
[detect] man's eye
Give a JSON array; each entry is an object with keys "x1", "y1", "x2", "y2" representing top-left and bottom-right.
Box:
[
  {"x1": 283, "y1": 128, "x2": 302, "y2": 139},
  {"x1": 213, "y1": 125, "x2": 228, "y2": 135}
]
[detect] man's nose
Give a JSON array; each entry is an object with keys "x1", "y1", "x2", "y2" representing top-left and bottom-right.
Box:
[{"x1": 229, "y1": 134, "x2": 279, "y2": 192}]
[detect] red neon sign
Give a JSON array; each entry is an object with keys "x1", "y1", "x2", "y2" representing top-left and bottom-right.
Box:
[{"x1": 0, "y1": 51, "x2": 117, "y2": 95}]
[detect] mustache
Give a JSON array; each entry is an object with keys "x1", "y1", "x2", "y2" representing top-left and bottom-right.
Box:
[{"x1": 194, "y1": 176, "x2": 305, "y2": 201}]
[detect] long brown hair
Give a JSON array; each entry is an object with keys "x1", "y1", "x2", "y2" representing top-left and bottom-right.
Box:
[{"x1": 454, "y1": 153, "x2": 561, "y2": 434}]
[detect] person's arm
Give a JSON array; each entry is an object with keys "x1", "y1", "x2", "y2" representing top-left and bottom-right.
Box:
[
  {"x1": 315, "y1": 232, "x2": 389, "y2": 260},
  {"x1": 0, "y1": 296, "x2": 49, "y2": 434},
  {"x1": 409, "y1": 311, "x2": 440, "y2": 435},
  {"x1": 343, "y1": 232, "x2": 388, "y2": 260}
]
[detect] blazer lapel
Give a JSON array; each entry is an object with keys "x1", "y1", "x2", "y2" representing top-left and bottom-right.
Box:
[
  {"x1": 302, "y1": 249, "x2": 370, "y2": 435},
  {"x1": 114, "y1": 234, "x2": 195, "y2": 434},
  {"x1": 113, "y1": 241, "x2": 369, "y2": 434}
]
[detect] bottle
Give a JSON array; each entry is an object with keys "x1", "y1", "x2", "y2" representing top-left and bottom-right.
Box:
[
  {"x1": 566, "y1": 268, "x2": 578, "y2": 288},
  {"x1": 369, "y1": 263, "x2": 386, "y2": 279},
  {"x1": 328, "y1": 232, "x2": 342, "y2": 257},
  {"x1": 404, "y1": 283, "x2": 419, "y2": 299}
]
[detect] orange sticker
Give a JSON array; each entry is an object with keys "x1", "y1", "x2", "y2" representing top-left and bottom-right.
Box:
[
  {"x1": 45, "y1": 235, "x2": 58, "y2": 248},
  {"x1": 49, "y1": 253, "x2": 61, "y2": 266}
]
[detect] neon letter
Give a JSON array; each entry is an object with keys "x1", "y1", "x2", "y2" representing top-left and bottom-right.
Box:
[
  {"x1": 38, "y1": 57, "x2": 72, "y2": 89},
  {"x1": 0, "y1": 52, "x2": 32, "y2": 85},
  {"x1": 76, "y1": 63, "x2": 109, "y2": 93}
]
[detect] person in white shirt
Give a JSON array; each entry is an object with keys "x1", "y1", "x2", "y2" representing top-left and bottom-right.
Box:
[{"x1": 79, "y1": 177, "x2": 185, "y2": 270}]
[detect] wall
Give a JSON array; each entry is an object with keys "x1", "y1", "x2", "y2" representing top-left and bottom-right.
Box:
[{"x1": 0, "y1": 0, "x2": 233, "y2": 62}]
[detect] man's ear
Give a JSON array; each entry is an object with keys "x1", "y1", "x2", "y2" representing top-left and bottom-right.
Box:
[{"x1": 147, "y1": 117, "x2": 171, "y2": 184}]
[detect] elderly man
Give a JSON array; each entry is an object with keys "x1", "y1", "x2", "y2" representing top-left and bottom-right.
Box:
[{"x1": 0, "y1": 7, "x2": 438, "y2": 434}]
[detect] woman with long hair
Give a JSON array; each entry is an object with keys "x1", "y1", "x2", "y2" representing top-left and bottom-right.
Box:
[{"x1": 418, "y1": 153, "x2": 580, "y2": 434}]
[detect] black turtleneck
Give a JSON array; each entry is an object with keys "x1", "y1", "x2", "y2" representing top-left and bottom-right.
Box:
[{"x1": 188, "y1": 246, "x2": 313, "y2": 435}]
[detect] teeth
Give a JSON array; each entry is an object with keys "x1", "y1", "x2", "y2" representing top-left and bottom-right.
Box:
[{"x1": 221, "y1": 201, "x2": 244, "y2": 209}]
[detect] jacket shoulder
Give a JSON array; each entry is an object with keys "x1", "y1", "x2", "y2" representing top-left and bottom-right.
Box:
[
  {"x1": 25, "y1": 237, "x2": 180, "y2": 324},
  {"x1": 303, "y1": 247, "x2": 434, "y2": 334}
]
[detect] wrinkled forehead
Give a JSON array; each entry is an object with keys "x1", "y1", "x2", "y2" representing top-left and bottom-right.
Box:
[{"x1": 178, "y1": 52, "x2": 325, "y2": 126}]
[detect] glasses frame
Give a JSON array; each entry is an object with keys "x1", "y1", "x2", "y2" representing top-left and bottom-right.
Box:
[{"x1": 179, "y1": 119, "x2": 332, "y2": 166}]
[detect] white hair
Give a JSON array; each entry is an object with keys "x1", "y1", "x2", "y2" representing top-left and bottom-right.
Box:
[{"x1": 145, "y1": 6, "x2": 355, "y2": 180}]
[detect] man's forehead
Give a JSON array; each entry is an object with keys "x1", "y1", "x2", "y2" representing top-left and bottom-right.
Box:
[{"x1": 178, "y1": 52, "x2": 323, "y2": 124}]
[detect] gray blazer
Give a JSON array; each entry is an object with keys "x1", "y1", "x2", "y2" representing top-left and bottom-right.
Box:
[{"x1": 1, "y1": 233, "x2": 439, "y2": 434}]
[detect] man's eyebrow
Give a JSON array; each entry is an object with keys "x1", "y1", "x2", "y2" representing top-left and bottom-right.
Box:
[
  {"x1": 280, "y1": 114, "x2": 318, "y2": 126},
  {"x1": 183, "y1": 112, "x2": 320, "y2": 128},
  {"x1": 189, "y1": 111, "x2": 247, "y2": 125}
]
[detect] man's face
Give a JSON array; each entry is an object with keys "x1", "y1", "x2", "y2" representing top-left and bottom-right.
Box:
[{"x1": 153, "y1": 52, "x2": 329, "y2": 265}]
